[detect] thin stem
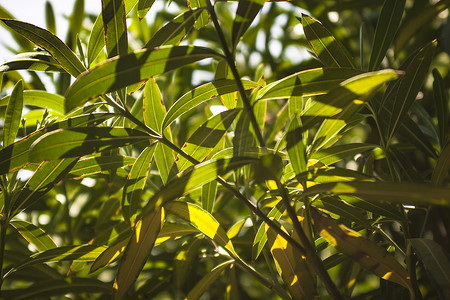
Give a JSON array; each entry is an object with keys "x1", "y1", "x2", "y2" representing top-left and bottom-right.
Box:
[{"x1": 205, "y1": 0, "x2": 266, "y2": 149}]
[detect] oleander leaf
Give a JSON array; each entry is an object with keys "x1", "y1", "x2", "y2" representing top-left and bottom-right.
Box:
[
  {"x1": 70, "y1": 155, "x2": 136, "y2": 178},
  {"x1": 301, "y1": 14, "x2": 355, "y2": 68},
  {"x1": 65, "y1": 46, "x2": 220, "y2": 112},
  {"x1": 286, "y1": 116, "x2": 307, "y2": 176},
  {"x1": 10, "y1": 220, "x2": 57, "y2": 252},
  {"x1": 137, "y1": 0, "x2": 155, "y2": 20},
  {"x1": 3, "y1": 79, "x2": 23, "y2": 147},
  {"x1": 102, "y1": 0, "x2": 128, "y2": 58},
  {"x1": 431, "y1": 142, "x2": 450, "y2": 186},
  {"x1": 188, "y1": 0, "x2": 209, "y2": 29},
  {"x1": 0, "y1": 90, "x2": 65, "y2": 114},
  {"x1": 232, "y1": 0, "x2": 265, "y2": 49},
  {"x1": 29, "y1": 127, "x2": 151, "y2": 162},
  {"x1": 309, "y1": 143, "x2": 378, "y2": 166},
  {"x1": 256, "y1": 68, "x2": 361, "y2": 101},
  {"x1": 163, "y1": 79, "x2": 258, "y2": 129},
  {"x1": 311, "y1": 209, "x2": 413, "y2": 292},
  {"x1": 432, "y1": 69, "x2": 449, "y2": 148},
  {"x1": 113, "y1": 208, "x2": 164, "y2": 300},
  {"x1": 0, "y1": 52, "x2": 65, "y2": 73},
  {"x1": 0, "y1": 18, "x2": 86, "y2": 77},
  {"x1": 368, "y1": 0, "x2": 406, "y2": 71}
]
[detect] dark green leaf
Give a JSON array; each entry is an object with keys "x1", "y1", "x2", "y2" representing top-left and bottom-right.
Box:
[
  {"x1": 431, "y1": 142, "x2": 450, "y2": 186},
  {"x1": 309, "y1": 143, "x2": 377, "y2": 166},
  {"x1": 65, "y1": 46, "x2": 221, "y2": 112},
  {"x1": 368, "y1": 0, "x2": 406, "y2": 71},
  {"x1": 232, "y1": 0, "x2": 265, "y2": 49},
  {"x1": 432, "y1": 68, "x2": 449, "y2": 148},
  {"x1": 70, "y1": 155, "x2": 136, "y2": 178}
]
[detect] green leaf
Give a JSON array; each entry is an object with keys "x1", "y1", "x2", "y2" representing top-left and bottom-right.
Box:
[
  {"x1": 301, "y1": 14, "x2": 355, "y2": 68},
  {"x1": 387, "y1": 40, "x2": 437, "y2": 142},
  {"x1": 122, "y1": 145, "x2": 156, "y2": 222},
  {"x1": 70, "y1": 155, "x2": 136, "y2": 178},
  {"x1": 303, "y1": 181, "x2": 450, "y2": 207},
  {"x1": 295, "y1": 168, "x2": 373, "y2": 185},
  {"x1": 186, "y1": 260, "x2": 233, "y2": 300},
  {"x1": 45, "y1": 1, "x2": 56, "y2": 34},
  {"x1": 256, "y1": 68, "x2": 361, "y2": 101},
  {"x1": 65, "y1": 46, "x2": 221, "y2": 112},
  {"x1": 163, "y1": 79, "x2": 258, "y2": 129},
  {"x1": 286, "y1": 116, "x2": 307, "y2": 176},
  {"x1": 10, "y1": 158, "x2": 79, "y2": 214},
  {"x1": 188, "y1": 0, "x2": 209, "y2": 29},
  {"x1": 202, "y1": 180, "x2": 217, "y2": 212},
  {"x1": 145, "y1": 8, "x2": 206, "y2": 48},
  {"x1": 0, "y1": 52, "x2": 65, "y2": 73},
  {"x1": 174, "y1": 237, "x2": 203, "y2": 290},
  {"x1": 102, "y1": 0, "x2": 128, "y2": 58},
  {"x1": 143, "y1": 78, "x2": 165, "y2": 133},
  {"x1": 0, "y1": 113, "x2": 114, "y2": 175},
  {"x1": 232, "y1": 0, "x2": 265, "y2": 49},
  {"x1": 154, "y1": 143, "x2": 175, "y2": 184},
  {"x1": 165, "y1": 201, "x2": 236, "y2": 254},
  {"x1": 28, "y1": 127, "x2": 151, "y2": 162},
  {"x1": 227, "y1": 218, "x2": 247, "y2": 239},
  {"x1": 3, "y1": 79, "x2": 23, "y2": 147},
  {"x1": 432, "y1": 69, "x2": 449, "y2": 148},
  {"x1": 368, "y1": 0, "x2": 405, "y2": 71},
  {"x1": 66, "y1": 0, "x2": 85, "y2": 50},
  {"x1": 0, "y1": 278, "x2": 111, "y2": 300},
  {"x1": 409, "y1": 238, "x2": 450, "y2": 300},
  {"x1": 137, "y1": 0, "x2": 155, "y2": 20},
  {"x1": 0, "y1": 90, "x2": 65, "y2": 114},
  {"x1": 302, "y1": 69, "x2": 400, "y2": 129},
  {"x1": 174, "y1": 109, "x2": 241, "y2": 172},
  {"x1": 431, "y1": 141, "x2": 450, "y2": 186},
  {"x1": 266, "y1": 221, "x2": 318, "y2": 299},
  {"x1": 340, "y1": 195, "x2": 404, "y2": 221},
  {"x1": 394, "y1": 0, "x2": 450, "y2": 54},
  {"x1": 311, "y1": 209, "x2": 413, "y2": 293},
  {"x1": 0, "y1": 19, "x2": 86, "y2": 77},
  {"x1": 309, "y1": 143, "x2": 378, "y2": 166},
  {"x1": 113, "y1": 208, "x2": 164, "y2": 300},
  {"x1": 10, "y1": 220, "x2": 57, "y2": 252},
  {"x1": 4, "y1": 245, "x2": 107, "y2": 278}
]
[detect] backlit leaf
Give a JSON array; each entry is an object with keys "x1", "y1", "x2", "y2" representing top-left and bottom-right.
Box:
[
  {"x1": 188, "y1": 0, "x2": 209, "y2": 29},
  {"x1": 10, "y1": 220, "x2": 57, "y2": 252},
  {"x1": 65, "y1": 46, "x2": 221, "y2": 112},
  {"x1": 0, "y1": 90, "x2": 65, "y2": 114},
  {"x1": 232, "y1": 0, "x2": 265, "y2": 49},
  {"x1": 3, "y1": 79, "x2": 23, "y2": 147},
  {"x1": 102, "y1": 0, "x2": 128, "y2": 58},
  {"x1": 29, "y1": 127, "x2": 151, "y2": 162},
  {"x1": 286, "y1": 116, "x2": 307, "y2": 176},
  {"x1": 70, "y1": 155, "x2": 136, "y2": 178},
  {"x1": 137, "y1": 0, "x2": 155, "y2": 20},
  {"x1": 0, "y1": 52, "x2": 64, "y2": 73},
  {"x1": 311, "y1": 209, "x2": 413, "y2": 292},
  {"x1": 309, "y1": 143, "x2": 377, "y2": 166},
  {"x1": 0, "y1": 19, "x2": 86, "y2": 77},
  {"x1": 301, "y1": 14, "x2": 355, "y2": 68}
]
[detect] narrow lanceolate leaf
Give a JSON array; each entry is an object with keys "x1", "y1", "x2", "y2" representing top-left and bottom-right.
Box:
[
  {"x1": 409, "y1": 238, "x2": 450, "y2": 300},
  {"x1": 154, "y1": 143, "x2": 174, "y2": 184},
  {"x1": 174, "y1": 109, "x2": 241, "y2": 172},
  {"x1": 266, "y1": 221, "x2": 317, "y2": 299},
  {"x1": 257, "y1": 68, "x2": 361, "y2": 101},
  {"x1": 143, "y1": 78, "x2": 165, "y2": 133},
  {"x1": 202, "y1": 181, "x2": 217, "y2": 212},
  {"x1": 252, "y1": 202, "x2": 284, "y2": 260},
  {"x1": 301, "y1": 14, "x2": 355, "y2": 68},
  {"x1": 122, "y1": 145, "x2": 156, "y2": 222},
  {"x1": 188, "y1": 0, "x2": 209, "y2": 29},
  {"x1": 137, "y1": 0, "x2": 155, "y2": 20},
  {"x1": 387, "y1": 41, "x2": 437, "y2": 142},
  {"x1": 303, "y1": 181, "x2": 450, "y2": 207},
  {"x1": 0, "y1": 19, "x2": 86, "y2": 77},
  {"x1": 0, "y1": 113, "x2": 114, "y2": 175},
  {"x1": 10, "y1": 158, "x2": 79, "y2": 214},
  {"x1": 311, "y1": 209, "x2": 413, "y2": 292},
  {"x1": 0, "y1": 52, "x2": 65, "y2": 73},
  {"x1": 3, "y1": 80, "x2": 23, "y2": 147},
  {"x1": 4, "y1": 245, "x2": 107, "y2": 278},
  {"x1": 232, "y1": 0, "x2": 265, "y2": 49},
  {"x1": 45, "y1": 1, "x2": 56, "y2": 34},
  {"x1": 186, "y1": 261, "x2": 234, "y2": 300},
  {"x1": 368, "y1": 0, "x2": 405, "y2": 71},
  {"x1": 145, "y1": 9, "x2": 205, "y2": 48},
  {"x1": 165, "y1": 201, "x2": 236, "y2": 255},
  {"x1": 102, "y1": 0, "x2": 128, "y2": 58},
  {"x1": 302, "y1": 69, "x2": 400, "y2": 129},
  {"x1": 70, "y1": 155, "x2": 136, "y2": 178},
  {"x1": 29, "y1": 127, "x2": 151, "y2": 162},
  {"x1": 0, "y1": 278, "x2": 111, "y2": 300},
  {"x1": 432, "y1": 69, "x2": 449, "y2": 147},
  {"x1": 163, "y1": 79, "x2": 258, "y2": 129},
  {"x1": 0, "y1": 90, "x2": 65, "y2": 114},
  {"x1": 113, "y1": 208, "x2": 164, "y2": 300},
  {"x1": 431, "y1": 142, "x2": 450, "y2": 186},
  {"x1": 65, "y1": 46, "x2": 220, "y2": 112},
  {"x1": 309, "y1": 143, "x2": 377, "y2": 167},
  {"x1": 286, "y1": 117, "x2": 307, "y2": 176},
  {"x1": 10, "y1": 220, "x2": 57, "y2": 252}
]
